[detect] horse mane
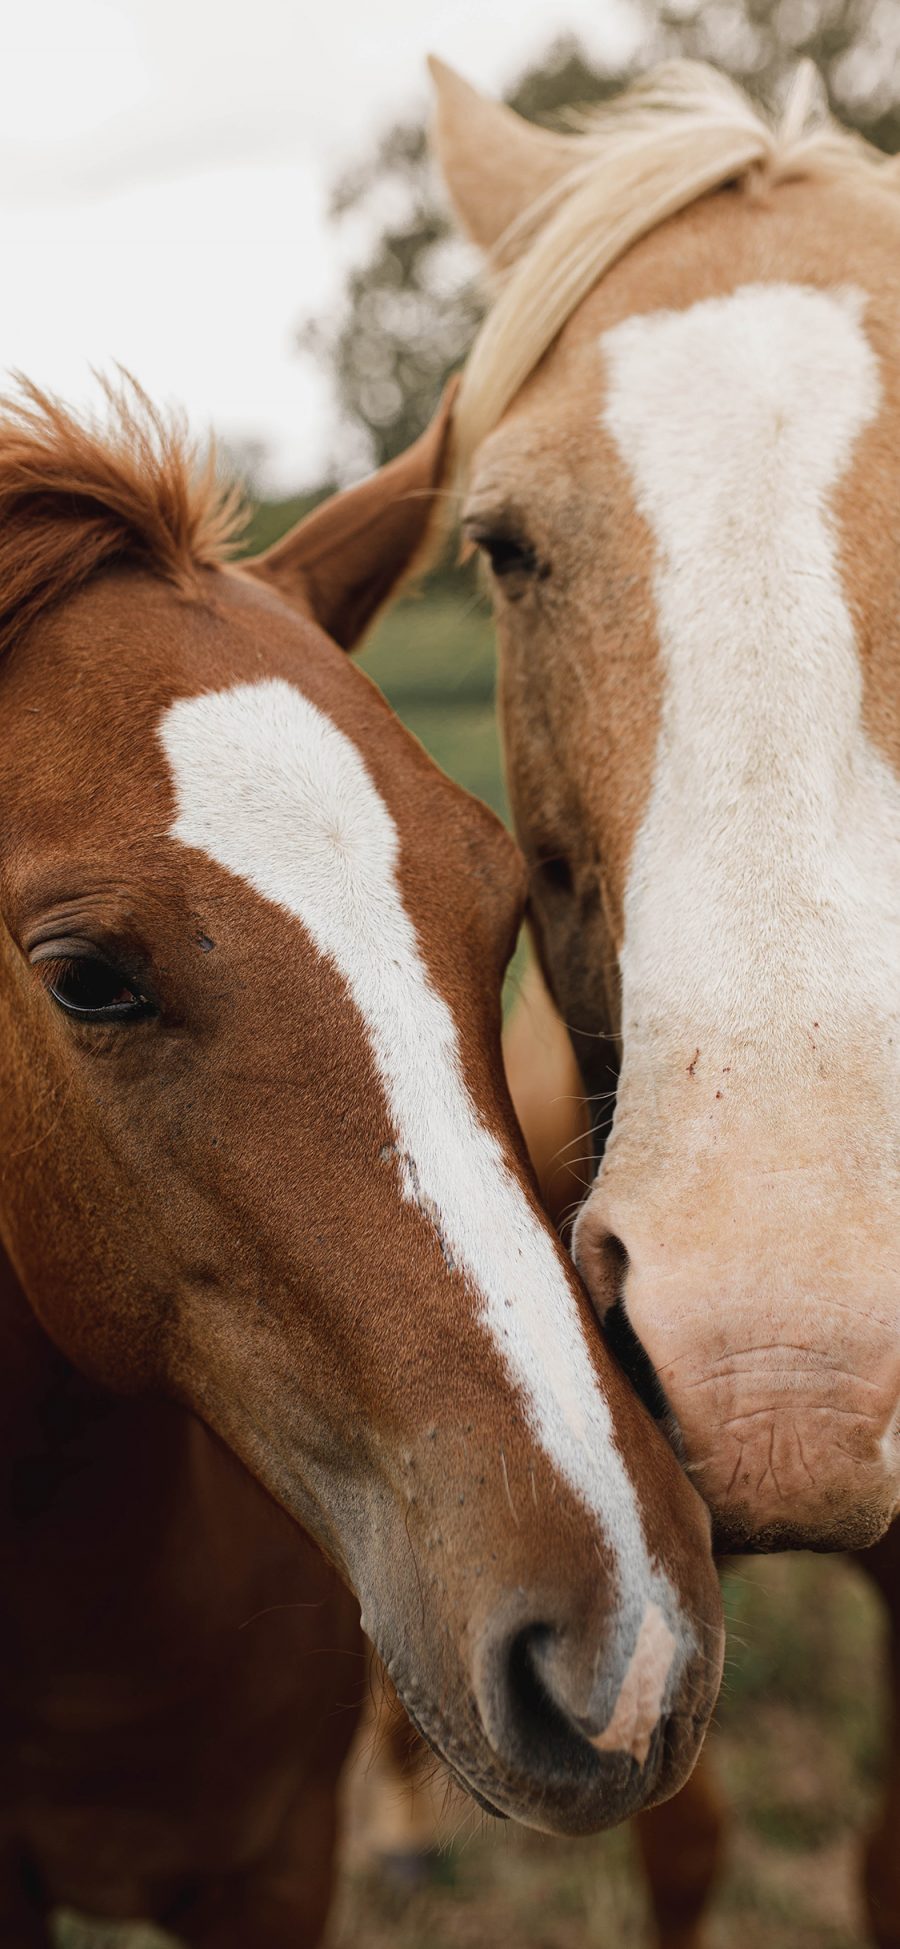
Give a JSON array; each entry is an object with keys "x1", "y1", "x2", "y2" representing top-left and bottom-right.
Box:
[
  {"x1": 0, "y1": 373, "x2": 245, "y2": 657},
  {"x1": 454, "y1": 59, "x2": 899, "y2": 467}
]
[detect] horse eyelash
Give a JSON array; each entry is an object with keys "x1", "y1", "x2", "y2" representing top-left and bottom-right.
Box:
[{"x1": 31, "y1": 955, "x2": 75, "y2": 994}]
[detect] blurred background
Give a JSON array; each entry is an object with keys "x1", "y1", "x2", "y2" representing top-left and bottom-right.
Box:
[
  {"x1": 12, "y1": 1, "x2": 898, "y2": 1943},
  {"x1": 5, "y1": 0, "x2": 900, "y2": 822}
]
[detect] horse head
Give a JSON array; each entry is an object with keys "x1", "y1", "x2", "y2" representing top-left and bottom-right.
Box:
[
  {"x1": 433, "y1": 58, "x2": 900, "y2": 1552},
  {"x1": 0, "y1": 377, "x2": 721, "y2": 1830}
]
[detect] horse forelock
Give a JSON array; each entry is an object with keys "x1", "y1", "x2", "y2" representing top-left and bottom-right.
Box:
[{"x1": 0, "y1": 371, "x2": 244, "y2": 659}]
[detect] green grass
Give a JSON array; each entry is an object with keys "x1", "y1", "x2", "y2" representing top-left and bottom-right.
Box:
[{"x1": 358, "y1": 587, "x2": 508, "y2": 824}]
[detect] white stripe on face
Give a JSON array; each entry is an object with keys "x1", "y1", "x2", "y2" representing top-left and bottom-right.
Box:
[
  {"x1": 600, "y1": 284, "x2": 900, "y2": 1097},
  {"x1": 159, "y1": 679, "x2": 664, "y2": 1617}
]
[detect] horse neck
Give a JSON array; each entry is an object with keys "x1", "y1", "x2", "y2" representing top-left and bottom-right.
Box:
[
  {"x1": 0, "y1": 1239, "x2": 200, "y2": 1544},
  {"x1": 0, "y1": 1239, "x2": 93, "y2": 1451},
  {"x1": 0, "y1": 1240, "x2": 312, "y2": 1628}
]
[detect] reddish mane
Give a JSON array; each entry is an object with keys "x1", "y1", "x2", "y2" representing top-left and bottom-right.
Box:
[{"x1": 0, "y1": 373, "x2": 245, "y2": 657}]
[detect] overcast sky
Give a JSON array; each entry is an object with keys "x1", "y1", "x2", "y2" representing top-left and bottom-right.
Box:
[{"x1": 0, "y1": 0, "x2": 639, "y2": 491}]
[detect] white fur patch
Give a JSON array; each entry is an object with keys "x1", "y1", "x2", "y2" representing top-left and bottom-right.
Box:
[
  {"x1": 591, "y1": 1601, "x2": 676, "y2": 1765},
  {"x1": 600, "y1": 283, "x2": 900, "y2": 1098},
  {"x1": 159, "y1": 678, "x2": 671, "y2": 1648}
]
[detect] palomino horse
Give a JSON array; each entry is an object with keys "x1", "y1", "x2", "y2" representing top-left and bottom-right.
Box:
[
  {"x1": 431, "y1": 53, "x2": 900, "y2": 1946},
  {"x1": 0, "y1": 378, "x2": 723, "y2": 1945}
]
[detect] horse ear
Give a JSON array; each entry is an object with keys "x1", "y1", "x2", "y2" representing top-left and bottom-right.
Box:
[
  {"x1": 248, "y1": 381, "x2": 457, "y2": 652},
  {"x1": 428, "y1": 57, "x2": 578, "y2": 263}
]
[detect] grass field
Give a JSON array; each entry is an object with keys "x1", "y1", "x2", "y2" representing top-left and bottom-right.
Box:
[{"x1": 55, "y1": 588, "x2": 895, "y2": 1947}]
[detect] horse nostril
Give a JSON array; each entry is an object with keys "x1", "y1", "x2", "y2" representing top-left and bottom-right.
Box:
[
  {"x1": 505, "y1": 1623, "x2": 578, "y2": 1767},
  {"x1": 603, "y1": 1294, "x2": 671, "y2": 1424},
  {"x1": 485, "y1": 1613, "x2": 671, "y2": 1783},
  {"x1": 582, "y1": 1231, "x2": 671, "y2": 1426},
  {"x1": 468, "y1": 1597, "x2": 699, "y2": 1834},
  {"x1": 477, "y1": 1617, "x2": 600, "y2": 1783}
]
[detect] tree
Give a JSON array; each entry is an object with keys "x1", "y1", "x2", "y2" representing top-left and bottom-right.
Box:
[{"x1": 298, "y1": 0, "x2": 900, "y2": 475}]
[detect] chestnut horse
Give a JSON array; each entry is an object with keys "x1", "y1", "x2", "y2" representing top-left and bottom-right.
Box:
[
  {"x1": 431, "y1": 54, "x2": 900, "y2": 1947},
  {"x1": 0, "y1": 379, "x2": 723, "y2": 1946}
]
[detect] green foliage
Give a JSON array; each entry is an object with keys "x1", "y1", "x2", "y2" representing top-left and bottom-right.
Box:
[
  {"x1": 241, "y1": 486, "x2": 333, "y2": 557},
  {"x1": 300, "y1": 0, "x2": 900, "y2": 473},
  {"x1": 360, "y1": 589, "x2": 506, "y2": 821},
  {"x1": 296, "y1": 36, "x2": 622, "y2": 472}
]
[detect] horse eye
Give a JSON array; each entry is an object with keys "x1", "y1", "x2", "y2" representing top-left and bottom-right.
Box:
[
  {"x1": 482, "y1": 532, "x2": 538, "y2": 578},
  {"x1": 41, "y1": 955, "x2": 155, "y2": 1024},
  {"x1": 465, "y1": 520, "x2": 543, "y2": 582}
]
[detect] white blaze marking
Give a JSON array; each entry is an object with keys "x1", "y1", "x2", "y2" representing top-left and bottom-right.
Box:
[
  {"x1": 600, "y1": 284, "x2": 900, "y2": 1076},
  {"x1": 592, "y1": 1602, "x2": 676, "y2": 1765},
  {"x1": 159, "y1": 679, "x2": 668, "y2": 1629}
]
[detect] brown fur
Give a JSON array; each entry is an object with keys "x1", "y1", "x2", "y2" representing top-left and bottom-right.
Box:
[
  {"x1": 0, "y1": 381, "x2": 722, "y2": 1943},
  {"x1": 0, "y1": 374, "x2": 244, "y2": 659}
]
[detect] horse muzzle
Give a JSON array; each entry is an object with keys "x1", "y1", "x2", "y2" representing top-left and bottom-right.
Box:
[{"x1": 383, "y1": 1582, "x2": 722, "y2": 1838}]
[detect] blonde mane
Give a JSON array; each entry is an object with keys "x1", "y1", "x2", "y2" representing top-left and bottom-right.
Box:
[{"x1": 454, "y1": 59, "x2": 898, "y2": 468}]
